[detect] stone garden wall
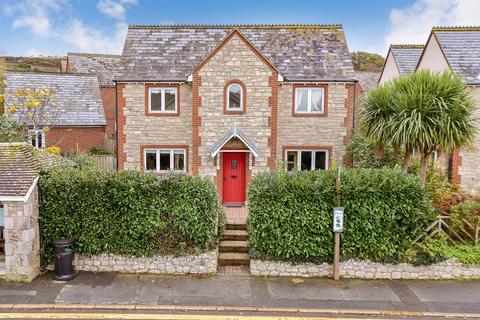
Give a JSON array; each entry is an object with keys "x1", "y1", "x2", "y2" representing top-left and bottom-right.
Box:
[
  {"x1": 73, "y1": 250, "x2": 218, "y2": 274},
  {"x1": 251, "y1": 259, "x2": 480, "y2": 279}
]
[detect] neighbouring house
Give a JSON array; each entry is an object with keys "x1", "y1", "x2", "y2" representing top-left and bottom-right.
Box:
[
  {"x1": 115, "y1": 24, "x2": 357, "y2": 204},
  {"x1": 3, "y1": 71, "x2": 107, "y2": 153},
  {"x1": 416, "y1": 26, "x2": 480, "y2": 190},
  {"x1": 355, "y1": 71, "x2": 380, "y2": 92},
  {"x1": 66, "y1": 52, "x2": 121, "y2": 150},
  {"x1": 378, "y1": 44, "x2": 424, "y2": 84},
  {"x1": 0, "y1": 142, "x2": 56, "y2": 281}
]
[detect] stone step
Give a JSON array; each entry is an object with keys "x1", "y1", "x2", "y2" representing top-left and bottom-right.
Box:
[
  {"x1": 225, "y1": 220, "x2": 247, "y2": 230},
  {"x1": 218, "y1": 252, "x2": 250, "y2": 266},
  {"x1": 219, "y1": 240, "x2": 248, "y2": 253},
  {"x1": 223, "y1": 229, "x2": 248, "y2": 241}
]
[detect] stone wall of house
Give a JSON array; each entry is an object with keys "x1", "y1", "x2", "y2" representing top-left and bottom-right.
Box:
[
  {"x1": 121, "y1": 83, "x2": 193, "y2": 171},
  {"x1": 277, "y1": 83, "x2": 353, "y2": 167},
  {"x1": 197, "y1": 33, "x2": 274, "y2": 180},
  {"x1": 74, "y1": 250, "x2": 217, "y2": 274},
  {"x1": 251, "y1": 259, "x2": 480, "y2": 279},
  {"x1": 3, "y1": 186, "x2": 40, "y2": 282},
  {"x1": 458, "y1": 86, "x2": 480, "y2": 192}
]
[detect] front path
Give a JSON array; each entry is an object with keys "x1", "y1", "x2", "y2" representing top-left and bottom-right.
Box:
[{"x1": 1, "y1": 272, "x2": 480, "y2": 315}]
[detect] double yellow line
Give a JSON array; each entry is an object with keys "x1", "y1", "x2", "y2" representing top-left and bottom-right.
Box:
[{"x1": 0, "y1": 313, "x2": 369, "y2": 320}]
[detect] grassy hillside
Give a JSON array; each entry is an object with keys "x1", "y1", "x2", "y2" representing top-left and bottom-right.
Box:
[{"x1": 2, "y1": 56, "x2": 64, "y2": 72}]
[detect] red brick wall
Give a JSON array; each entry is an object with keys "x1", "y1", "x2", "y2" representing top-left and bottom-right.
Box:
[
  {"x1": 100, "y1": 87, "x2": 116, "y2": 136},
  {"x1": 46, "y1": 127, "x2": 106, "y2": 153}
]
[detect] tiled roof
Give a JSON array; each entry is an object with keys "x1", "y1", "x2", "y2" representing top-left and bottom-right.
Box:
[
  {"x1": 0, "y1": 143, "x2": 56, "y2": 198},
  {"x1": 390, "y1": 45, "x2": 424, "y2": 74},
  {"x1": 433, "y1": 27, "x2": 480, "y2": 84},
  {"x1": 355, "y1": 71, "x2": 380, "y2": 91},
  {"x1": 118, "y1": 24, "x2": 355, "y2": 82},
  {"x1": 3, "y1": 71, "x2": 106, "y2": 126},
  {"x1": 67, "y1": 52, "x2": 121, "y2": 87}
]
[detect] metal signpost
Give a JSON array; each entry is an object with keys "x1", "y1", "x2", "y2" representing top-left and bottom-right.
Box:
[
  {"x1": 333, "y1": 167, "x2": 343, "y2": 281},
  {"x1": 333, "y1": 207, "x2": 344, "y2": 280}
]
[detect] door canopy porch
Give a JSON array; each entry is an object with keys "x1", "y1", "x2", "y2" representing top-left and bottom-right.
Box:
[{"x1": 209, "y1": 124, "x2": 259, "y2": 158}]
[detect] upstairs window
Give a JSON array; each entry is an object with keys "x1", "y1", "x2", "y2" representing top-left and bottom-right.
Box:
[
  {"x1": 144, "y1": 148, "x2": 185, "y2": 172},
  {"x1": 294, "y1": 87, "x2": 326, "y2": 115},
  {"x1": 28, "y1": 129, "x2": 45, "y2": 149},
  {"x1": 224, "y1": 80, "x2": 246, "y2": 113},
  {"x1": 148, "y1": 87, "x2": 177, "y2": 113},
  {"x1": 286, "y1": 149, "x2": 328, "y2": 171}
]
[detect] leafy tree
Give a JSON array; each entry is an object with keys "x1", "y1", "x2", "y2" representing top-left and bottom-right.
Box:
[
  {"x1": 0, "y1": 114, "x2": 25, "y2": 142},
  {"x1": 351, "y1": 51, "x2": 385, "y2": 72},
  {"x1": 0, "y1": 57, "x2": 4, "y2": 113},
  {"x1": 346, "y1": 133, "x2": 396, "y2": 169},
  {"x1": 359, "y1": 70, "x2": 477, "y2": 185},
  {"x1": 5, "y1": 85, "x2": 60, "y2": 147}
]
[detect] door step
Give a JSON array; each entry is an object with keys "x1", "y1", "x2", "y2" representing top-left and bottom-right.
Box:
[
  {"x1": 225, "y1": 221, "x2": 247, "y2": 230},
  {"x1": 218, "y1": 252, "x2": 250, "y2": 266},
  {"x1": 223, "y1": 229, "x2": 248, "y2": 241},
  {"x1": 219, "y1": 240, "x2": 248, "y2": 253}
]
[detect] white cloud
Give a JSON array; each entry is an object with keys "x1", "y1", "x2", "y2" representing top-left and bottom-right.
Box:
[
  {"x1": 5, "y1": 0, "x2": 67, "y2": 37},
  {"x1": 25, "y1": 48, "x2": 43, "y2": 56},
  {"x1": 385, "y1": 0, "x2": 480, "y2": 50},
  {"x1": 3, "y1": 0, "x2": 135, "y2": 54},
  {"x1": 97, "y1": 0, "x2": 137, "y2": 20}
]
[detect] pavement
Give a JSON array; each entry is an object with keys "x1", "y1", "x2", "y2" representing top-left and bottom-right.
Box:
[{"x1": 1, "y1": 271, "x2": 480, "y2": 317}]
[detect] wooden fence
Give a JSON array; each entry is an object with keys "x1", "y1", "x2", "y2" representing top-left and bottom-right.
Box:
[
  {"x1": 92, "y1": 155, "x2": 117, "y2": 171},
  {"x1": 418, "y1": 213, "x2": 480, "y2": 245}
]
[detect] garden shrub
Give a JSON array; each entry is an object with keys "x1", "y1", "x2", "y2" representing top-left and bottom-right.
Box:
[
  {"x1": 40, "y1": 166, "x2": 223, "y2": 263},
  {"x1": 248, "y1": 168, "x2": 434, "y2": 263}
]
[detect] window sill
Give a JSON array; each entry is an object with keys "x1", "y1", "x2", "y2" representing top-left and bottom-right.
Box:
[
  {"x1": 292, "y1": 111, "x2": 328, "y2": 117},
  {"x1": 145, "y1": 110, "x2": 180, "y2": 117}
]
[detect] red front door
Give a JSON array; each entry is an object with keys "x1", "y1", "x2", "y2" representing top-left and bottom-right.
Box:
[{"x1": 223, "y1": 152, "x2": 246, "y2": 204}]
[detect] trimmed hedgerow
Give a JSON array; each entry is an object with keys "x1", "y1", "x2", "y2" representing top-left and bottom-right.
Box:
[
  {"x1": 39, "y1": 167, "x2": 223, "y2": 263},
  {"x1": 248, "y1": 168, "x2": 434, "y2": 263}
]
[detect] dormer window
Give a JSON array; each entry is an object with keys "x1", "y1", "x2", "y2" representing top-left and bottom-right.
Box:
[{"x1": 224, "y1": 80, "x2": 246, "y2": 114}]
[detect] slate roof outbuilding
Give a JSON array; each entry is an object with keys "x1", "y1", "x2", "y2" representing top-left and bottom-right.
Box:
[
  {"x1": 117, "y1": 24, "x2": 355, "y2": 82},
  {"x1": 433, "y1": 27, "x2": 480, "y2": 85},
  {"x1": 0, "y1": 143, "x2": 56, "y2": 198},
  {"x1": 355, "y1": 71, "x2": 380, "y2": 92},
  {"x1": 67, "y1": 52, "x2": 121, "y2": 87},
  {"x1": 3, "y1": 71, "x2": 106, "y2": 127},
  {"x1": 390, "y1": 45, "x2": 424, "y2": 75}
]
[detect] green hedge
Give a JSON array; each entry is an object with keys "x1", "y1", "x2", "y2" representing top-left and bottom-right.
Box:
[
  {"x1": 40, "y1": 167, "x2": 223, "y2": 262},
  {"x1": 248, "y1": 168, "x2": 434, "y2": 263}
]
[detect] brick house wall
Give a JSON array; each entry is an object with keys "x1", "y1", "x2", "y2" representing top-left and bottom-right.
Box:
[
  {"x1": 100, "y1": 87, "x2": 117, "y2": 137},
  {"x1": 46, "y1": 127, "x2": 106, "y2": 153},
  {"x1": 120, "y1": 83, "x2": 192, "y2": 170}
]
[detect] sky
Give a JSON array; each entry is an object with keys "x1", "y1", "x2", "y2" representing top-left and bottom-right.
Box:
[{"x1": 0, "y1": 0, "x2": 479, "y2": 57}]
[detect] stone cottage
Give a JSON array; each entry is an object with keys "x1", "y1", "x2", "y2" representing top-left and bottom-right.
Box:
[{"x1": 115, "y1": 24, "x2": 358, "y2": 205}]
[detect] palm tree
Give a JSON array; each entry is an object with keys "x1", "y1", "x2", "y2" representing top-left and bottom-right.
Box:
[{"x1": 359, "y1": 70, "x2": 477, "y2": 185}]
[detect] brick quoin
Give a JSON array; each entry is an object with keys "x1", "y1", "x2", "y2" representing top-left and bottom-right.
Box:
[
  {"x1": 100, "y1": 87, "x2": 117, "y2": 136},
  {"x1": 268, "y1": 71, "x2": 278, "y2": 170},
  {"x1": 451, "y1": 149, "x2": 462, "y2": 185},
  {"x1": 46, "y1": 127, "x2": 105, "y2": 153},
  {"x1": 116, "y1": 83, "x2": 127, "y2": 171},
  {"x1": 343, "y1": 83, "x2": 355, "y2": 166},
  {"x1": 192, "y1": 71, "x2": 202, "y2": 176}
]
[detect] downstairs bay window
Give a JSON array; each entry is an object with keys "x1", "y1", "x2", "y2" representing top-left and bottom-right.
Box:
[
  {"x1": 286, "y1": 149, "x2": 328, "y2": 171},
  {"x1": 144, "y1": 148, "x2": 185, "y2": 172}
]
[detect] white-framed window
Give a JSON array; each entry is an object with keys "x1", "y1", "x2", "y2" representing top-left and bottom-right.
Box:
[
  {"x1": 227, "y1": 83, "x2": 243, "y2": 111},
  {"x1": 144, "y1": 148, "x2": 185, "y2": 172},
  {"x1": 286, "y1": 149, "x2": 328, "y2": 171},
  {"x1": 295, "y1": 87, "x2": 325, "y2": 113},
  {"x1": 148, "y1": 87, "x2": 177, "y2": 113},
  {"x1": 28, "y1": 129, "x2": 45, "y2": 149}
]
